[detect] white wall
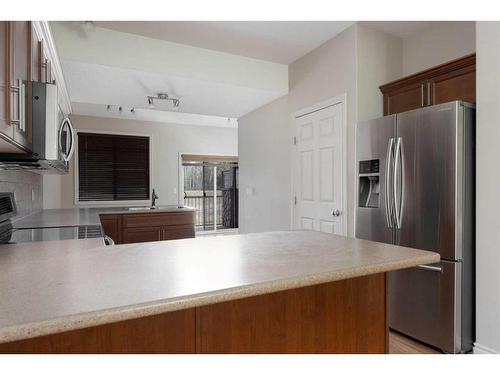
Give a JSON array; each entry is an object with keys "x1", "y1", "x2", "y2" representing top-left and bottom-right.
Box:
[
  {"x1": 238, "y1": 25, "x2": 357, "y2": 235},
  {"x1": 402, "y1": 22, "x2": 475, "y2": 76},
  {"x1": 357, "y1": 25, "x2": 402, "y2": 122},
  {"x1": 43, "y1": 115, "x2": 238, "y2": 209},
  {"x1": 474, "y1": 21, "x2": 500, "y2": 354},
  {"x1": 238, "y1": 96, "x2": 291, "y2": 233},
  {"x1": 238, "y1": 24, "x2": 402, "y2": 236}
]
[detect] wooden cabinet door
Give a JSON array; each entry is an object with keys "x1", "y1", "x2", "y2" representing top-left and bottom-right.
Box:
[
  {"x1": 163, "y1": 225, "x2": 196, "y2": 241},
  {"x1": 0, "y1": 21, "x2": 13, "y2": 140},
  {"x1": 10, "y1": 21, "x2": 30, "y2": 82},
  {"x1": 8, "y1": 21, "x2": 32, "y2": 151},
  {"x1": 122, "y1": 226, "x2": 162, "y2": 244},
  {"x1": 30, "y1": 25, "x2": 42, "y2": 83},
  {"x1": 427, "y1": 66, "x2": 476, "y2": 106},
  {"x1": 99, "y1": 214, "x2": 122, "y2": 245},
  {"x1": 380, "y1": 54, "x2": 475, "y2": 115},
  {"x1": 383, "y1": 82, "x2": 425, "y2": 115}
]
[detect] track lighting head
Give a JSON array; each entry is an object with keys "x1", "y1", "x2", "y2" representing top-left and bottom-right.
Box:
[
  {"x1": 146, "y1": 93, "x2": 180, "y2": 110},
  {"x1": 147, "y1": 96, "x2": 155, "y2": 108}
]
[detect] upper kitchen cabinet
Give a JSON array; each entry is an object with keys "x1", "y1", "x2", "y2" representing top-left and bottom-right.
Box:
[
  {"x1": 380, "y1": 54, "x2": 476, "y2": 115},
  {"x1": 0, "y1": 21, "x2": 34, "y2": 153},
  {"x1": 0, "y1": 22, "x2": 12, "y2": 145},
  {"x1": 31, "y1": 23, "x2": 42, "y2": 83},
  {"x1": 0, "y1": 21, "x2": 65, "y2": 154}
]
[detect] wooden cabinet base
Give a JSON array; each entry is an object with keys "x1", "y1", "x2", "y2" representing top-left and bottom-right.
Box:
[
  {"x1": 0, "y1": 274, "x2": 387, "y2": 354},
  {"x1": 0, "y1": 309, "x2": 196, "y2": 354}
]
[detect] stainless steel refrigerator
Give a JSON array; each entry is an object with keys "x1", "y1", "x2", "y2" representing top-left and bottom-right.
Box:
[{"x1": 356, "y1": 101, "x2": 475, "y2": 353}]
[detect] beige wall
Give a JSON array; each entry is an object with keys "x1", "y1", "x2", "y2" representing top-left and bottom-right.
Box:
[
  {"x1": 289, "y1": 25, "x2": 358, "y2": 236},
  {"x1": 238, "y1": 24, "x2": 402, "y2": 236},
  {"x1": 475, "y1": 21, "x2": 500, "y2": 354},
  {"x1": 44, "y1": 115, "x2": 238, "y2": 209},
  {"x1": 238, "y1": 96, "x2": 291, "y2": 233},
  {"x1": 238, "y1": 26, "x2": 357, "y2": 235},
  {"x1": 402, "y1": 22, "x2": 475, "y2": 76},
  {"x1": 357, "y1": 24, "x2": 402, "y2": 122}
]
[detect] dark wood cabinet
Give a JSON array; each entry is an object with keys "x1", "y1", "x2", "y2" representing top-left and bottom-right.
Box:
[
  {"x1": 122, "y1": 226, "x2": 162, "y2": 244},
  {"x1": 99, "y1": 214, "x2": 122, "y2": 244},
  {"x1": 0, "y1": 274, "x2": 387, "y2": 353},
  {"x1": 100, "y1": 211, "x2": 196, "y2": 245},
  {"x1": 0, "y1": 21, "x2": 40, "y2": 153},
  {"x1": 0, "y1": 22, "x2": 11, "y2": 144},
  {"x1": 30, "y1": 24, "x2": 42, "y2": 83},
  {"x1": 380, "y1": 54, "x2": 475, "y2": 115}
]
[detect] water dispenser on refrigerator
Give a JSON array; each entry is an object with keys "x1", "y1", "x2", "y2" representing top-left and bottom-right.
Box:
[{"x1": 358, "y1": 159, "x2": 380, "y2": 208}]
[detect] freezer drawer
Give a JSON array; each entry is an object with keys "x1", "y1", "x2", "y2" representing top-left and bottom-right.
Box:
[{"x1": 389, "y1": 260, "x2": 463, "y2": 353}]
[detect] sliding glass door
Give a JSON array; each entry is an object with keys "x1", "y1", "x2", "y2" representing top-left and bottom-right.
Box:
[{"x1": 182, "y1": 156, "x2": 238, "y2": 232}]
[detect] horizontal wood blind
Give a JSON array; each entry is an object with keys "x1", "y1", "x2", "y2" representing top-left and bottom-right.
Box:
[{"x1": 78, "y1": 133, "x2": 150, "y2": 202}]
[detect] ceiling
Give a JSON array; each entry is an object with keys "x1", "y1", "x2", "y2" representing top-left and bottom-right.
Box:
[
  {"x1": 52, "y1": 21, "x2": 292, "y2": 123},
  {"x1": 359, "y1": 21, "x2": 437, "y2": 38},
  {"x1": 54, "y1": 21, "x2": 438, "y2": 124},
  {"x1": 94, "y1": 21, "x2": 354, "y2": 64},
  {"x1": 62, "y1": 61, "x2": 282, "y2": 119}
]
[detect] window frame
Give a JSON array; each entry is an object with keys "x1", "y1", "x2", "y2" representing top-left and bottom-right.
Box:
[{"x1": 74, "y1": 129, "x2": 153, "y2": 207}]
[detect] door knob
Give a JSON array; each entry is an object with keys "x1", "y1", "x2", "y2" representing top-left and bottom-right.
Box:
[{"x1": 332, "y1": 209, "x2": 341, "y2": 217}]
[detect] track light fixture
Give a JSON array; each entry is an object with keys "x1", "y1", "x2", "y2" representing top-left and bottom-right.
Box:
[{"x1": 146, "y1": 93, "x2": 181, "y2": 110}]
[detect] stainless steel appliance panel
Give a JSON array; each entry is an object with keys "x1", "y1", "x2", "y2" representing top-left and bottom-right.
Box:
[
  {"x1": 356, "y1": 115, "x2": 396, "y2": 244},
  {"x1": 389, "y1": 259, "x2": 461, "y2": 353},
  {"x1": 395, "y1": 102, "x2": 460, "y2": 261}
]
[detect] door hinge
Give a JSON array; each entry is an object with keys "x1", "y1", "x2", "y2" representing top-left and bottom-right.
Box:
[{"x1": 293, "y1": 136, "x2": 297, "y2": 145}]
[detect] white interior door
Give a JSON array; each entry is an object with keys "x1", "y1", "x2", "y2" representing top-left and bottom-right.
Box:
[{"x1": 295, "y1": 103, "x2": 344, "y2": 235}]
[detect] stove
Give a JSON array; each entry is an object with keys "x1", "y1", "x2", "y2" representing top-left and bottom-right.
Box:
[{"x1": 0, "y1": 192, "x2": 104, "y2": 244}]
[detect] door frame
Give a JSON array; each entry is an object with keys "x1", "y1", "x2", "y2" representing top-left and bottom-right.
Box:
[
  {"x1": 290, "y1": 94, "x2": 348, "y2": 235},
  {"x1": 178, "y1": 151, "x2": 239, "y2": 234}
]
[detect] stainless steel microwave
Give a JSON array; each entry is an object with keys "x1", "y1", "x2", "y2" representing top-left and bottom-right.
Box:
[{"x1": 0, "y1": 82, "x2": 75, "y2": 173}]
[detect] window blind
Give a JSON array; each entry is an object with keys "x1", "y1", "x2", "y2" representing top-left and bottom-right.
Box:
[{"x1": 78, "y1": 133, "x2": 150, "y2": 202}]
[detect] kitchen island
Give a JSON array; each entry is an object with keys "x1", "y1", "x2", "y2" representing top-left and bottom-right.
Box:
[
  {"x1": 0, "y1": 231, "x2": 439, "y2": 353},
  {"x1": 11, "y1": 206, "x2": 197, "y2": 244}
]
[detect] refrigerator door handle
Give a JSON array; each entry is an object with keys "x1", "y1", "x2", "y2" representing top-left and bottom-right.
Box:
[
  {"x1": 385, "y1": 138, "x2": 394, "y2": 227},
  {"x1": 393, "y1": 137, "x2": 404, "y2": 229},
  {"x1": 416, "y1": 264, "x2": 443, "y2": 273}
]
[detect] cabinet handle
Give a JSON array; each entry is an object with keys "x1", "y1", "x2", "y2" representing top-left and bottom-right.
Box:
[
  {"x1": 427, "y1": 82, "x2": 431, "y2": 105},
  {"x1": 10, "y1": 80, "x2": 24, "y2": 131},
  {"x1": 420, "y1": 83, "x2": 424, "y2": 106},
  {"x1": 42, "y1": 58, "x2": 50, "y2": 83}
]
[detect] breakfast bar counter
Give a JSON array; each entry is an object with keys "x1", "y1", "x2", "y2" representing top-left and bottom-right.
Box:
[{"x1": 0, "y1": 231, "x2": 439, "y2": 353}]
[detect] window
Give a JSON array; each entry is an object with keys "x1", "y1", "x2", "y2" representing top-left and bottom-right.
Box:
[
  {"x1": 77, "y1": 132, "x2": 150, "y2": 202},
  {"x1": 181, "y1": 154, "x2": 238, "y2": 232}
]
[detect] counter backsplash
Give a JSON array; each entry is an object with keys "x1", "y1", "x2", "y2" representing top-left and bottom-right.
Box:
[{"x1": 0, "y1": 171, "x2": 43, "y2": 219}]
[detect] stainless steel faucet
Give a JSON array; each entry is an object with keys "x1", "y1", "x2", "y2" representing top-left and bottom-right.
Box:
[{"x1": 151, "y1": 189, "x2": 159, "y2": 208}]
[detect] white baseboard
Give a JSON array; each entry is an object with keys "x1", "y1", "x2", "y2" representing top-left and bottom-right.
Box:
[{"x1": 473, "y1": 342, "x2": 499, "y2": 354}]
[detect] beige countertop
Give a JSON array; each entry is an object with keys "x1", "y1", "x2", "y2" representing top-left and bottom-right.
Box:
[
  {"x1": 0, "y1": 231, "x2": 439, "y2": 344},
  {"x1": 12, "y1": 206, "x2": 196, "y2": 229}
]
